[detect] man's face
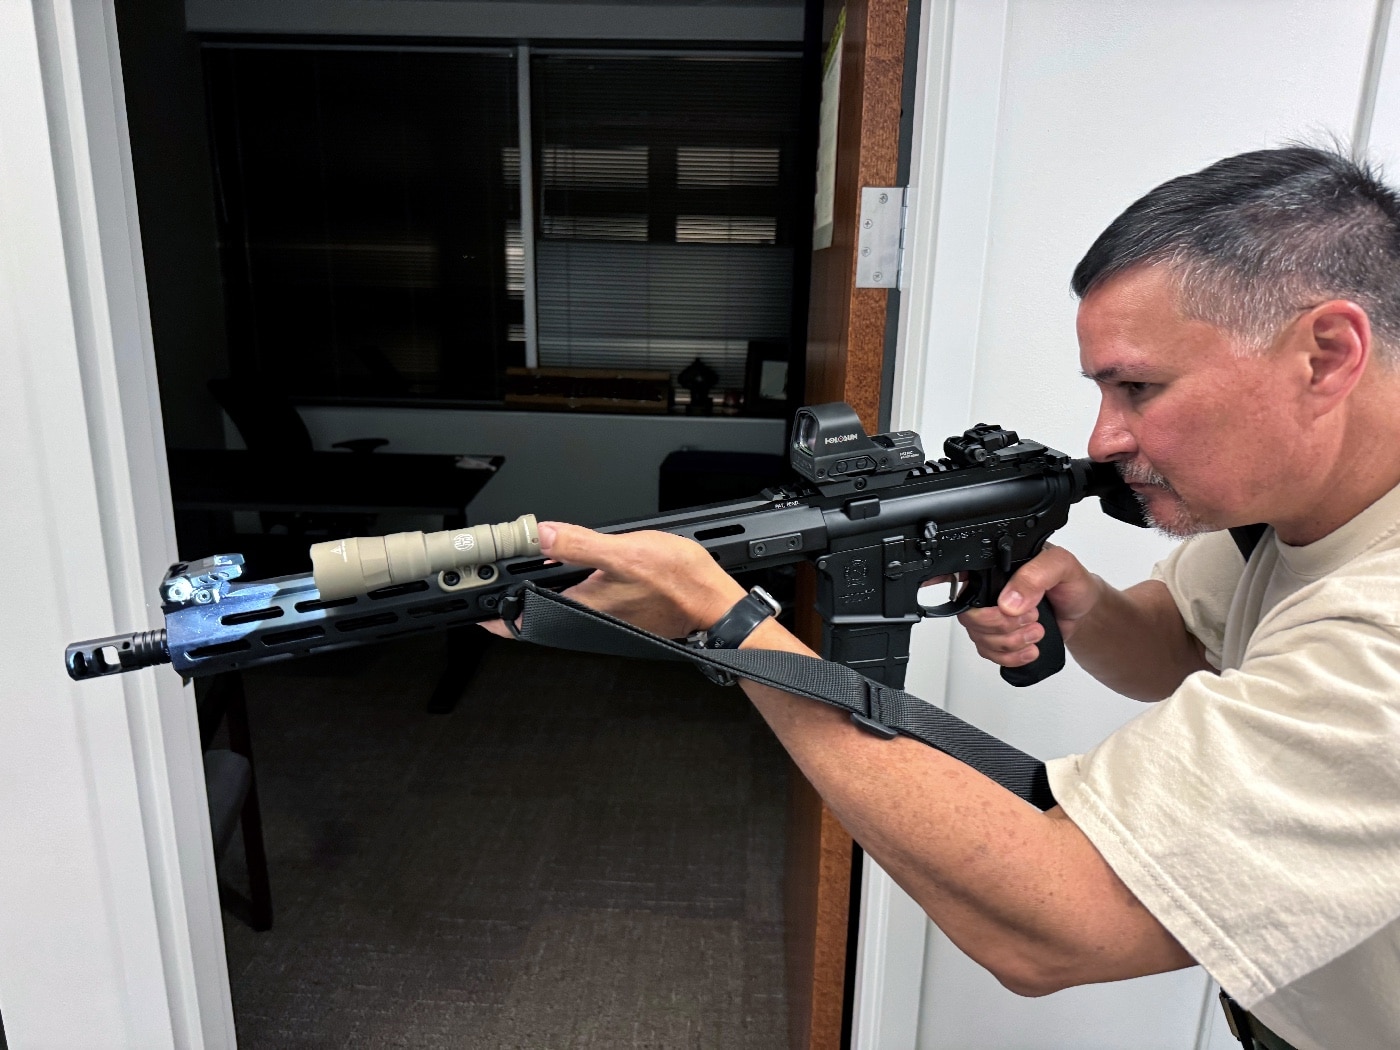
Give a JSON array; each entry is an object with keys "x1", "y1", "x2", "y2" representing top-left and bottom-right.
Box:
[{"x1": 1077, "y1": 266, "x2": 1306, "y2": 537}]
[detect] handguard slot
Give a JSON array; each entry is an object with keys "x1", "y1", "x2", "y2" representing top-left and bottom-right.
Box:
[
  {"x1": 335, "y1": 612, "x2": 399, "y2": 633},
  {"x1": 367, "y1": 580, "x2": 431, "y2": 600},
  {"x1": 263, "y1": 625, "x2": 327, "y2": 646},
  {"x1": 694, "y1": 523, "x2": 745, "y2": 541},
  {"x1": 220, "y1": 606, "x2": 285, "y2": 626},
  {"x1": 189, "y1": 639, "x2": 254, "y2": 659},
  {"x1": 295, "y1": 595, "x2": 357, "y2": 613}
]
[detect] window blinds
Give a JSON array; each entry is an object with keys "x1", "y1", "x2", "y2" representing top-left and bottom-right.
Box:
[{"x1": 531, "y1": 54, "x2": 803, "y2": 392}]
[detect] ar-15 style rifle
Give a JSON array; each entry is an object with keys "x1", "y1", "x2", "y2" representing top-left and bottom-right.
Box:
[{"x1": 65, "y1": 403, "x2": 1145, "y2": 691}]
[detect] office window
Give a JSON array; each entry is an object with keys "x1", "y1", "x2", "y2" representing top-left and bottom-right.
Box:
[
  {"x1": 203, "y1": 46, "x2": 805, "y2": 409},
  {"x1": 204, "y1": 45, "x2": 520, "y2": 400}
]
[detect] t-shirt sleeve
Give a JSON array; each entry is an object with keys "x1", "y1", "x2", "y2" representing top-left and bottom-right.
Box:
[
  {"x1": 1047, "y1": 569, "x2": 1400, "y2": 1009},
  {"x1": 1149, "y1": 531, "x2": 1246, "y2": 669}
]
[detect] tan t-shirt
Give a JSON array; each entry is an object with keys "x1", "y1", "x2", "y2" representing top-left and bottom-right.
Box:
[{"x1": 1047, "y1": 482, "x2": 1400, "y2": 1050}]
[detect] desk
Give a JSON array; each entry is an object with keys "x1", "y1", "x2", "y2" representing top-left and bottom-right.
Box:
[{"x1": 168, "y1": 447, "x2": 504, "y2": 713}]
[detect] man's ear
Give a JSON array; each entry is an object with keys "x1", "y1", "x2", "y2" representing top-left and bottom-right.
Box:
[{"x1": 1301, "y1": 300, "x2": 1371, "y2": 411}]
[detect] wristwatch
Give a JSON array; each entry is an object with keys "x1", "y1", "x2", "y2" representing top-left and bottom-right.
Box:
[{"x1": 689, "y1": 586, "x2": 782, "y2": 650}]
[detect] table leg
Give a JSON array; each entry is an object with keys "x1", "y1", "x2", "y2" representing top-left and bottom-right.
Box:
[
  {"x1": 426, "y1": 625, "x2": 491, "y2": 714},
  {"x1": 222, "y1": 672, "x2": 274, "y2": 931}
]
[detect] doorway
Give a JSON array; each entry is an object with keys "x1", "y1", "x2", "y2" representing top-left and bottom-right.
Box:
[{"x1": 116, "y1": 1, "x2": 821, "y2": 1046}]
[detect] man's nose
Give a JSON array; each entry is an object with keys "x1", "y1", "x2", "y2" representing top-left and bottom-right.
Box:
[{"x1": 1088, "y1": 400, "x2": 1135, "y2": 462}]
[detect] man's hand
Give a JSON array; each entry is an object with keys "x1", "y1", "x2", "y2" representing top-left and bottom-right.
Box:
[
  {"x1": 481, "y1": 522, "x2": 747, "y2": 640},
  {"x1": 958, "y1": 544, "x2": 1105, "y2": 669},
  {"x1": 958, "y1": 544, "x2": 1213, "y2": 701}
]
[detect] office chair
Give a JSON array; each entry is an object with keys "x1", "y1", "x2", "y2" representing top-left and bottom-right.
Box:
[{"x1": 207, "y1": 377, "x2": 388, "y2": 456}]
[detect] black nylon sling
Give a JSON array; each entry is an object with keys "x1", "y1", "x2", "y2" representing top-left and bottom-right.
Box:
[{"x1": 511, "y1": 584, "x2": 1056, "y2": 811}]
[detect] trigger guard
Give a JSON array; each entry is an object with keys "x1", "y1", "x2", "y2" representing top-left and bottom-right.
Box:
[{"x1": 918, "y1": 577, "x2": 979, "y2": 618}]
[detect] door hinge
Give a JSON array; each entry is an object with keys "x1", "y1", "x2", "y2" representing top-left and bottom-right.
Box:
[{"x1": 855, "y1": 186, "x2": 908, "y2": 290}]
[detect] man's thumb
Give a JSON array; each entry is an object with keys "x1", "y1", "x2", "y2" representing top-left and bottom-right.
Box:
[
  {"x1": 537, "y1": 521, "x2": 612, "y2": 567},
  {"x1": 999, "y1": 566, "x2": 1046, "y2": 616}
]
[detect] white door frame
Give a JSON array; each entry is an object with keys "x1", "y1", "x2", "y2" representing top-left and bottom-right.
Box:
[{"x1": 1, "y1": 1, "x2": 232, "y2": 1046}]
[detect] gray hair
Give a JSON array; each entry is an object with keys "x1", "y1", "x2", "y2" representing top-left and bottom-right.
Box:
[{"x1": 1071, "y1": 146, "x2": 1400, "y2": 366}]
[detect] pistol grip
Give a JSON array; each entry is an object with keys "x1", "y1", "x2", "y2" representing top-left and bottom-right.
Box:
[{"x1": 999, "y1": 597, "x2": 1066, "y2": 688}]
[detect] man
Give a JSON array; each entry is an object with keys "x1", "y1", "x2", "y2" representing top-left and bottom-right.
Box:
[{"x1": 492, "y1": 147, "x2": 1400, "y2": 1049}]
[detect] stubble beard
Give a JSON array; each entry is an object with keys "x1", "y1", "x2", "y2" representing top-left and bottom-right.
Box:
[{"x1": 1117, "y1": 461, "x2": 1215, "y2": 539}]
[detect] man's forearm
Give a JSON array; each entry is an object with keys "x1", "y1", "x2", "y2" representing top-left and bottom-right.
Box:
[
  {"x1": 1066, "y1": 578, "x2": 1214, "y2": 701},
  {"x1": 736, "y1": 619, "x2": 1193, "y2": 995}
]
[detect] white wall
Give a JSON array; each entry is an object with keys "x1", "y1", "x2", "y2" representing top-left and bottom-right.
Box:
[
  {"x1": 298, "y1": 407, "x2": 786, "y2": 527},
  {"x1": 881, "y1": 1, "x2": 1384, "y2": 1047}
]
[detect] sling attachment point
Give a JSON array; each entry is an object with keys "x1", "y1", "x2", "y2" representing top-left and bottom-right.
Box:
[
  {"x1": 498, "y1": 591, "x2": 526, "y2": 639},
  {"x1": 697, "y1": 661, "x2": 736, "y2": 688}
]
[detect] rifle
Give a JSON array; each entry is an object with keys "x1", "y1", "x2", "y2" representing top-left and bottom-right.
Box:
[{"x1": 64, "y1": 402, "x2": 1145, "y2": 692}]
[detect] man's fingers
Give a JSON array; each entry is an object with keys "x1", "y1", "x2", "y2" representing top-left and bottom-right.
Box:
[
  {"x1": 998, "y1": 644, "x2": 1040, "y2": 667},
  {"x1": 961, "y1": 606, "x2": 1038, "y2": 629},
  {"x1": 541, "y1": 523, "x2": 708, "y2": 584},
  {"x1": 976, "y1": 622, "x2": 1045, "y2": 654},
  {"x1": 958, "y1": 602, "x2": 1045, "y2": 667},
  {"x1": 971, "y1": 631, "x2": 1042, "y2": 667}
]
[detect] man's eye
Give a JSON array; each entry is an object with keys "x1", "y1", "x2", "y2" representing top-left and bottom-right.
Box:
[{"x1": 1122, "y1": 381, "x2": 1152, "y2": 397}]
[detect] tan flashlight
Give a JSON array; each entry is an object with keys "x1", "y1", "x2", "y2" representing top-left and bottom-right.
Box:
[{"x1": 310, "y1": 514, "x2": 540, "y2": 600}]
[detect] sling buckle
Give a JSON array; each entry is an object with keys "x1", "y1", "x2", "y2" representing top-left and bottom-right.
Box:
[{"x1": 851, "y1": 680, "x2": 899, "y2": 739}]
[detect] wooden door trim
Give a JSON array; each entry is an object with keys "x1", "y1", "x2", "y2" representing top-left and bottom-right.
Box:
[{"x1": 789, "y1": 2, "x2": 909, "y2": 1049}]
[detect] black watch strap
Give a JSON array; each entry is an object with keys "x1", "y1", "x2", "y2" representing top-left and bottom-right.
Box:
[{"x1": 693, "y1": 586, "x2": 781, "y2": 650}]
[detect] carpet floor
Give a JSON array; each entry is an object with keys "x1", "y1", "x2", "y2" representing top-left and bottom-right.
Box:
[{"x1": 218, "y1": 632, "x2": 789, "y2": 1048}]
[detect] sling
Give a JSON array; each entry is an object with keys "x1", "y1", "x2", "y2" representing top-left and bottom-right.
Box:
[{"x1": 511, "y1": 582, "x2": 1055, "y2": 807}]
